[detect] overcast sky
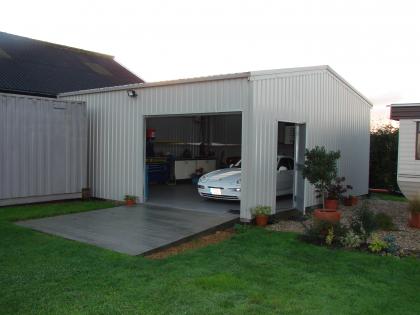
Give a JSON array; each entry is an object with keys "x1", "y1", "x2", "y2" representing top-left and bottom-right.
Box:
[{"x1": 2, "y1": 0, "x2": 420, "y2": 127}]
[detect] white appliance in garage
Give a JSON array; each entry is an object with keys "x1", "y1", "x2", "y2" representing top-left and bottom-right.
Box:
[{"x1": 175, "y1": 159, "x2": 216, "y2": 180}]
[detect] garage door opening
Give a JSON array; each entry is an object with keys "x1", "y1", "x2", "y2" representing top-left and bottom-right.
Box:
[{"x1": 144, "y1": 113, "x2": 242, "y2": 215}]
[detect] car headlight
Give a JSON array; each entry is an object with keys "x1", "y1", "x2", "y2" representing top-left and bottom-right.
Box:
[{"x1": 199, "y1": 174, "x2": 209, "y2": 183}]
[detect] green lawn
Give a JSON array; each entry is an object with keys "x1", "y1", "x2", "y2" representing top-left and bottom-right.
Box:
[
  {"x1": 370, "y1": 192, "x2": 408, "y2": 202},
  {"x1": 1, "y1": 201, "x2": 419, "y2": 314}
]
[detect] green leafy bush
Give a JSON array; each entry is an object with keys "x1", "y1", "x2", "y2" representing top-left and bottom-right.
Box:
[
  {"x1": 368, "y1": 234, "x2": 388, "y2": 253},
  {"x1": 370, "y1": 124, "x2": 399, "y2": 191},
  {"x1": 374, "y1": 213, "x2": 396, "y2": 230},
  {"x1": 252, "y1": 205, "x2": 271, "y2": 216},
  {"x1": 340, "y1": 230, "x2": 363, "y2": 248},
  {"x1": 350, "y1": 202, "x2": 377, "y2": 239}
]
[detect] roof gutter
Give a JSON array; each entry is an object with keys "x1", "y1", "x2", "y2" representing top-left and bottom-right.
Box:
[{"x1": 59, "y1": 72, "x2": 250, "y2": 97}]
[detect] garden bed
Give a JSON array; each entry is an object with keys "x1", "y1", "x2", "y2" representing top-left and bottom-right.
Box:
[{"x1": 269, "y1": 198, "x2": 420, "y2": 254}]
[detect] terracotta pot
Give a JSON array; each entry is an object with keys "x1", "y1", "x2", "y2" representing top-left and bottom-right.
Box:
[
  {"x1": 324, "y1": 199, "x2": 339, "y2": 210},
  {"x1": 255, "y1": 215, "x2": 269, "y2": 227},
  {"x1": 313, "y1": 209, "x2": 341, "y2": 223},
  {"x1": 343, "y1": 197, "x2": 353, "y2": 206},
  {"x1": 126, "y1": 199, "x2": 135, "y2": 206},
  {"x1": 409, "y1": 211, "x2": 420, "y2": 229},
  {"x1": 351, "y1": 196, "x2": 358, "y2": 206}
]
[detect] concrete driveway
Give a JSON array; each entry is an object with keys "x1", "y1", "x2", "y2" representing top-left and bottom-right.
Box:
[{"x1": 17, "y1": 204, "x2": 238, "y2": 255}]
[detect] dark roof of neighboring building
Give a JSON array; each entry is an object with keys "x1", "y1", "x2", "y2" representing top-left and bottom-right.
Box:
[
  {"x1": 0, "y1": 32, "x2": 144, "y2": 97},
  {"x1": 390, "y1": 103, "x2": 420, "y2": 120}
]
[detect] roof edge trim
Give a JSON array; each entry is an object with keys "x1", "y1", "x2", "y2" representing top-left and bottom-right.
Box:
[
  {"x1": 0, "y1": 91, "x2": 85, "y2": 104},
  {"x1": 59, "y1": 65, "x2": 372, "y2": 108}
]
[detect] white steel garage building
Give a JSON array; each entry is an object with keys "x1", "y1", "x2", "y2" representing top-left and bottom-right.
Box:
[{"x1": 60, "y1": 65, "x2": 371, "y2": 221}]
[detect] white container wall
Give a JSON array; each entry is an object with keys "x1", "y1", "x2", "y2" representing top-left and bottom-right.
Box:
[
  {"x1": 60, "y1": 66, "x2": 371, "y2": 220},
  {"x1": 0, "y1": 93, "x2": 87, "y2": 206}
]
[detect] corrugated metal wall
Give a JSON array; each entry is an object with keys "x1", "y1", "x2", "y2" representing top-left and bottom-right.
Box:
[
  {"x1": 60, "y1": 68, "x2": 370, "y2": 220},
  {"x1": 396, "y1": 120, "x2": 420, "y2": 198},
  {"x1": 63, "y1": 78, "x2": 249, "y2": 202},
  {"x1": 0, "y1": 93, "x2": 87, "y2": 205},
  {"x1": 240, "y1": 70, "x2": 371, "y2": 216}
]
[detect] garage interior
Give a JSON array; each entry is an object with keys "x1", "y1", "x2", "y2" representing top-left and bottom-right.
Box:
[
  {"x1": 144, "y1": 113, "x2": 242, "y2": 214},
  {"x1": 276, "y1": 122, "x2": 296, "y2": 211},
  {"x1": 143, "y1": 115, "x2": 297, "y2": 215}
]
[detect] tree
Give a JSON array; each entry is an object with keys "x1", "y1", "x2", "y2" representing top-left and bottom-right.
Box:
[
  {"x1": 370, "y1": 124, "x2": 399, "y2": 191},
  {"x1": 302, "y1": 146, "x2": 341, "y2": 208}
]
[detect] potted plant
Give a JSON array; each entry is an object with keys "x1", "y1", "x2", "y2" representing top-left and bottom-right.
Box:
[
  {"x1": 325, "y1": 177, "x2": 348, "y2": 209},
  {"x1": 351, "y1": 195, "x2": 359, "y2": 206},
  {"x1": 343, "y1": 184, "x2": 355, "y2": 206},
  {"x1": 124, "y1": 195, "x2": 137, "y2": 206},
  {"x1": 252, "y1": 205, "x2": 271, "y2": 227},
  {"x1": 408, "y1": 197, "x2": 420, "y2": 229},
  {"x1": 302, "y1": 146, "x2": 341, "y2": 223}
]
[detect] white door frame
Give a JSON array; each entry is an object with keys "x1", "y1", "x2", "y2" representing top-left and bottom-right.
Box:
[{"x1": 293, "y1": 123, "x2": 307, "y2": 213}]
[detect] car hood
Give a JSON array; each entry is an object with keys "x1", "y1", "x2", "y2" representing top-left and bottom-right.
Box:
[{"x1": 201, "y1": 168, "x2": 241, "y2": 185}]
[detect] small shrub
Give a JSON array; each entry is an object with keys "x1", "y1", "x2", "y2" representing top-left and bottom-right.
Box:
[
  {"x1": 368, "y1": 234, "x2": 388, "y2": 253},
  {"x1": 408, "y1": 197, "x2": 420, "y2": 213},
  {"x1": 252, "y1": 205, "x2": 271, "y2": 216},
  {"x1": 302, "y1": 220, "x2": 347, "y2": 246},
  {"x1": 340, "y1": 230, "x2": 363, "y2": 248},
  {"x1": 234, "y1": 223, "x2": 250, "y2": 234},
  {"x1": 383, "y1": 234, "x2": 400, "y2": 255},
  {"x1": 350, "y1": 201, "x2": 377, "y2": 239},
  {"x1": 325, "y1": 227, "x2": 334, "y2": 246},
  {"x1": 124, "y1": 195, "x2": 137, "y2": 201},
  {"x1": 374, "y1": 213, "x2": 396, "y2": 230}
]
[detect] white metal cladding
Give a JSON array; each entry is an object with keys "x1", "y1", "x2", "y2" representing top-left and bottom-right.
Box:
[
  {"x1": 240, "y1": 70, "x2": 371, "y2": 216},
  {"x1": 60, "y1": 66, "x2": 371, "y2": 221},
  {"x1": 0, "y1": 93, "x2": 87, "y2": 205},
  {"x1": 396, "y1": 120, "x2": 420, "y2": 199},
  {"x1": 62, "y1": 78, "x2": 249, "y2": 203}
]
